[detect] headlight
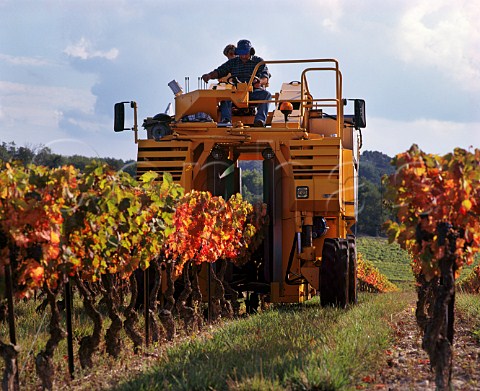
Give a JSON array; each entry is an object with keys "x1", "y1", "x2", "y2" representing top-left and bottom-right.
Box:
[
  {"x1": 262, "y1": 147, "x2": 275, "y2": 160},
  {"x1": 296, "y1": 186, "x2": 309, "y2": 199},
  {"x1": 211, "y1": 146, "x2": 227, "y2": 160}
]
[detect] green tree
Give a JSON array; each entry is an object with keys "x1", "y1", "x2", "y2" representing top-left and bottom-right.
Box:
[
  {"x1": 356, "y1": 150, "x2": 395, "y2": 236},
  {"x1": 0, "y1": 142, "x2": 136, "y2": 177},
  {"x1": 241, "y1": 169, "x2": 262, "y2": 203},
  {"x1": 360, "y1": 150, "x2": 395, "y2": 185},
  {"x1": 357, "y1": 179, "x2": 383, "y2": 236}
]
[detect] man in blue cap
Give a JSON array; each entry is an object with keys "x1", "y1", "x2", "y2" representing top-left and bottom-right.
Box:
[{"x1": 202, "y1": 39, "x2": 271, "y2": 127}]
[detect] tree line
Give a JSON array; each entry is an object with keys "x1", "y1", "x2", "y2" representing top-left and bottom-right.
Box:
[{"x1": 0, "y1": 142, "x2": 136, "y2": 178}]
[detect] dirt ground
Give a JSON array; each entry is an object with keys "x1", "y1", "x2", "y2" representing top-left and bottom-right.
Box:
[{"x1": 359, "y1": 303, "x2": 480, "y2": 390}]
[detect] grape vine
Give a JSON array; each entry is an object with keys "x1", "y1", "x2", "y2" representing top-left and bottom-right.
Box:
[
  {"x1": 0, "y1": 161, "x2": 258, "y2": 388},
  {"x1": 384, "y1": 144, "x2": 480, "y2": 390},
  {"x1": 356, "y1": 253, "x2": 397, "y2": 293},
  {"x1": 0, "y1": 159, "x2": 400, "y2": 389}
]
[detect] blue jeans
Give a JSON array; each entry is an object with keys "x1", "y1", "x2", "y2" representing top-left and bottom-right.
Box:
[{"x1": 220, "y1": 88, "x2": 272, "y2": 123}]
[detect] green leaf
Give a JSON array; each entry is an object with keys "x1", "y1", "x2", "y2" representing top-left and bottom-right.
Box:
[{"x1": 140, "y1": 171, "x2": 159, "y2": 183}]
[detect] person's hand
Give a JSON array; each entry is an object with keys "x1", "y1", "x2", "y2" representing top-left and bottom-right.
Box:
[
  {"x1": 253, "y1": 76, "x2": 268, "y2": 89},
  {"x1": 202, "y1": 73, "x2": 211, "y2": 83}
]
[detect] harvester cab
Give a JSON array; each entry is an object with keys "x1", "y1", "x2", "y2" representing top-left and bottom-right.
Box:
[{"x1": 114, "y1": 58, "x2": 366, "y2": 308}]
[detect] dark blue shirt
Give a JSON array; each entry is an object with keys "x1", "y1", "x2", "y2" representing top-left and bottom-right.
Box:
[{"x1": 215, "y1": 56, "x2": 270, "y2": 83}]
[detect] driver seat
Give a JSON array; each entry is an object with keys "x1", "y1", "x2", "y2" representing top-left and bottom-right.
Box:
[{"x1": 231, "y1": 105, "x2": 257, "y2": 125}]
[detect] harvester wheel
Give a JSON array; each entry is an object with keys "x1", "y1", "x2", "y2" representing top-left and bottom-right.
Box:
[
  {"x1": 320, "y1": 238, "x2": 349, "y2": 308},
  {"x1": 320, "y1": 239, "x2": 336, "y2": 306},
  {"x1": 347, "y1": 234, "x2": 358, "y2": 305}
]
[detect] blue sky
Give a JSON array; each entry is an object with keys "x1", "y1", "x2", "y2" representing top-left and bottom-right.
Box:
[{"x1": 1, "y1": 0, "x2": 479, "y2": 160}]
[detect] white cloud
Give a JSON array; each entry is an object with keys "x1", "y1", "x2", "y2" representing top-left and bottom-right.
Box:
[
  {"x1": 64, "y1": 37, "x2": 119, "y2": 61},
  {"x1": 363, "y1": 116, "x2": 480, "y2": 157},
  {"x1": 396, "y1": 0, "x2": 480, "y2": 92},
  {"x1": 320, "y1": 4, "x2": 343, "y2": 32},
  {"x1": 0, "y1": 80, "x2": 95, "y2": 125},
  {"x1": 0, "y1": 80, "x2": 97, "y2": 153},
  {"x1": 304, "y1": 0, "x2": 344, "y2": 32},
  {"x1": 0, "y1": 80, "x2": 135, "y2": 160},
  {"x1": 0, "y1": 53, "x2": 51, "y2": 66}
]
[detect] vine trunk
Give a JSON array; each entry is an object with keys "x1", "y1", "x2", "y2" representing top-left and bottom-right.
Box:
[
  {"x1": 123, "y1": 273, "x2": 143, "y2": 353},
  {"x1": 35, "y1": 286, "x2": 65, "y2": 391},
  {"x1": 74, "y1": 277, "x2": 102, "y2": 369}
]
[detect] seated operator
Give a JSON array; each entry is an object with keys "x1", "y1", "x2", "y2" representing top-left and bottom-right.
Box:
[{"x1": 202, "y1": 39, "x2": 271, "y2": 127}]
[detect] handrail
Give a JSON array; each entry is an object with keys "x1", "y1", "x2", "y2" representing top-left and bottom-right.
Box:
[
  {"x1": 247, "y1": 59, "x2": 343, "y2": 135},
  {"x1": 247, "y1": 58, "x2": 339, "y2": 86},
  {"x1": 301, "y1": 66, "x2": 343, "y2": 136},
  {"x1": 248, "y1": 59, "x2": 340, "y2": 101}
]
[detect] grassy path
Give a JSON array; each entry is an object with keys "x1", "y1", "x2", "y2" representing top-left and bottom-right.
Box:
[
  {"x1": 113, "y1": 292, "x2": 413, "y2": 391},
  {"x1": 108, "y1": 292, "x2": 479, "y2": 391}
]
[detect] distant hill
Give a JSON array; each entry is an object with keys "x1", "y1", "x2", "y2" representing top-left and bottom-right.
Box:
[
  {"x1": 359, "y1": 150, "x2": 395, "y2": 185},
  {"x1": 357, "y1": 150, "x2": 394, "y2": 237}
]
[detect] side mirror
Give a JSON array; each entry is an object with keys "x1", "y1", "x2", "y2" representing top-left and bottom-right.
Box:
[
  {"x1": 114, "y1": 102, "x2": 126, "y2": 132},
  {"x1": 353, "y1": 99, "x2": 366, "y2": 129},
  {"x1": 114, "y1": 101, "x2": 137, "y2": 132}
]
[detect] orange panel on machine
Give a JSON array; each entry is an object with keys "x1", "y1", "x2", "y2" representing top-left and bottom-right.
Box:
[
  {"x1": 270, "y1": 282, "x2": 308, "y2": 303},
  {"x1": 308, "y1": 118, "x2": 339, "y2": 136},
  {"x1": 342, "y1": 149, "x2": 356, "y2": 218}
]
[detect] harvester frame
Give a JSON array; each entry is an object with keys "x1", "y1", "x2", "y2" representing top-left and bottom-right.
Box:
[{"x1": 115, "y1": 58, "x2": 366, "y2": 308}]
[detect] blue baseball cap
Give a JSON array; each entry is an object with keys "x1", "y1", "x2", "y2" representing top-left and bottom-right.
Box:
[{"x1": 235, "y1": 39, "x2": 253, "y2": 55}]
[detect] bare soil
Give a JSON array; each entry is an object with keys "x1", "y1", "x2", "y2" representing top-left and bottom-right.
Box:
[{"x1": 358, "y1": 303, "x2": 480, "y2": 390}]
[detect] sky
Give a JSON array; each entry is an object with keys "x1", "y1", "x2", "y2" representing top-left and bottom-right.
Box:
[{"x1": 0, "y1": 0, "x2": 479, "y2": 161}]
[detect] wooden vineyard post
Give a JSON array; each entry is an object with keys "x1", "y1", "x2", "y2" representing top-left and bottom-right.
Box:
[
  {"x1": 208, "y1": 263, "x2": 212, "y2": 324},
  {"x1": 65, "y1": 280, "x2": 75, "y2": 378},
  {"x1": 144, "y1": 267, "x2": 150, "y2": 347},
  {"x1": 4, "y1": 261, "x2": 19, "y2": 390}
]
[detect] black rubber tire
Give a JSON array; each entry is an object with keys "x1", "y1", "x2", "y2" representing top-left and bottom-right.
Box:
[
  {"x1": 320, "y1": 238, "x2": 336, "y2": 306},
  {"x1": 347, "y1": 234, "x2": 358, "y2": 305},
  {"x1": 335, "y1": 238, "x2": 349, "y2": 308},
  {"x1": 320, "y1": 238, "x2": 349, "y2": 308}
]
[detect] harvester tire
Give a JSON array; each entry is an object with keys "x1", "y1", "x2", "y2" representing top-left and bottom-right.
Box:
[
  {"x1": 347, "y1": 234, "x2": 358, "y2": 305},
  {"x1": 320, "y1": 239, "x2": 336, "y2": 306},
  {"x1": 320, "y1": 238, "x2": 349, "y2": 308}
]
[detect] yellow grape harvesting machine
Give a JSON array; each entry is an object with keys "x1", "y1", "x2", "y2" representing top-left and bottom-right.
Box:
[{"x1": 114, "y1": 58, "x2": 366, "y2": 308}]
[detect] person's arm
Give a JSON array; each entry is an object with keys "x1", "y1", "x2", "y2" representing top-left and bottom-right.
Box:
[
  {"x1": 202, "y1": 59, "x2": 232, "y2": 83},
  {"x1": 202, "y1": 70, "x2": 219, "y2": 83},
  {"x1": 253, "y1": 58, "x2": 270, "y2": 88}
]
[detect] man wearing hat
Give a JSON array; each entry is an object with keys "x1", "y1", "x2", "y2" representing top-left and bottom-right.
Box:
[{"x1": 202, "y1": 39, "x2": 271, "y2": 127}]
